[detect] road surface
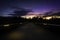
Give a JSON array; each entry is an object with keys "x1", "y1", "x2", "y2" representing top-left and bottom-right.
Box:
[{"x1": 1, "y1": 22, "x2": 60, "y2": 40}]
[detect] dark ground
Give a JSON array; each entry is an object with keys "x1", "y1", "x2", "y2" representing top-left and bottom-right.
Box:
[{"x1": 0, "y1": 22, "x2": 60, "y2": 40}]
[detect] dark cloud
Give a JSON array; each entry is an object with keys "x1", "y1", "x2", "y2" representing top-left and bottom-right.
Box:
[
  {"x1": 0, "y1": 0, "x2": 60, "y2": 16},
  {"x1": 9, "y1": 8, "x2": 32, "y2": 16}
]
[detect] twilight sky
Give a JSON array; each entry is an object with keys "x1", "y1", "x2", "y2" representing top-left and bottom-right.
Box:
[{"x1": 0, "y1": 0, "x2": 60, "y2": 16}]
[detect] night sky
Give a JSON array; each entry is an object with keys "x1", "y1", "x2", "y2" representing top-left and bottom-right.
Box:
[{"x1": 0, "y1": 0, "x2": 60, "y2": 16}]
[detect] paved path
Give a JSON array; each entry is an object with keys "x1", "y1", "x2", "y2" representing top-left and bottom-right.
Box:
[
  {"x1": 17, "y1": 22, "x2": 56, "y2": 40},
  {"x1": 3, "y1": 22, "x2": 59, "y2": 40}
]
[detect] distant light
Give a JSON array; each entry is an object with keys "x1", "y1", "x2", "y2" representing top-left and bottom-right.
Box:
[
  {"x1": 43, "y1": 17, "x2": 52, "y2": 20},
  {"x1": 3, "y1": 24, "x2": 10, "y2": 27},
  {"x1": 56, "y1": 16, "x2": 60, "y2": 18},
  {"x1": 26, "y1": 16, "x2": 31, "y2": 19},
  {"x1": 21, "y1": 16, "x2": 26, "y2": 18},
  {"x1": 43, "y1": 16, "x2": 60, "y2": 20},
  {"x1": 21, "y1": 15, "x2": 37, "y2": 19},
  {"x1": 43, "y1": 17, "x2": 46, "y2": 19},
  {"x1": 45, "y1": 17, "x2": 52, "y2": 20}
]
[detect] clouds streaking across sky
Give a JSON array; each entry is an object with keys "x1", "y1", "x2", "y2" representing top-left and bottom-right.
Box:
[{"x1": 0, "y1": 0, "x2": 60, "y2": 16}]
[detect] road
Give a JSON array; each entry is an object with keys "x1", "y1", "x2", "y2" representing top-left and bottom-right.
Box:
[{"x1": 1, "y1": 22, "x2": 60, "y2": 40}]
